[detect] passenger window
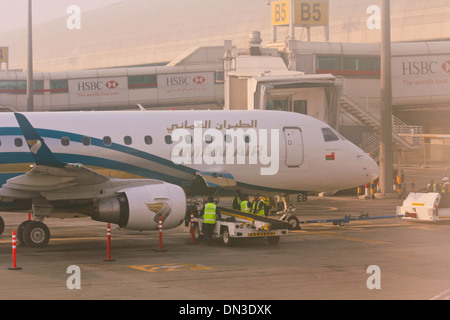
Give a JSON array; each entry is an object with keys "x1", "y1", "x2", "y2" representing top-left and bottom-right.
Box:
[
  {"x1": 124, "y1": 136, "x2": 132, "y2": 145},
  {"x1": 165, "y1": 135, "x2": 173, "y2": 144},
  {"x1": 205, "y1": 135, "x2": 213, "y2": 144},
  {"x1": 103, "y1": 136, "x2": 112, "y2": 146},
  {"x1": 144, "y1": 135, "x2": 153, "y2": 145},
  {"x1": 82, "y1": 136, "x2": 91, "y2": 146},
  {"x1": 15, "y1": 138, "x2": 23, "y2": 147},
  {"x1": 185, "y1": 135, "x2": 193, "y2": 144},
  {"x1": 321, "y1": 128, "x2": 339, "y2": 142},
  {"x1": 61, "y1": 137, "x2": 70, "y2": 146}
]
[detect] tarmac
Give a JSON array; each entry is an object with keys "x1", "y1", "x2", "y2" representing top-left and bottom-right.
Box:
[{"x1": 0, "y1": 166, "x2": 449, "y2": 301}]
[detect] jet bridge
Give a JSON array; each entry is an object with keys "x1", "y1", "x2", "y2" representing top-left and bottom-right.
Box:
[{"x1": 224, "y1": 55, "x2": 342, "y2": 129}]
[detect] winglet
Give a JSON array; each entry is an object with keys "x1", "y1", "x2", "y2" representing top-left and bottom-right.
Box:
[{"x1": 14, "y1": 113, "x2": 66, "y2": 168}]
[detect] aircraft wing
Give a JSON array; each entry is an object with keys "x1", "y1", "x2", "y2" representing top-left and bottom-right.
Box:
[{"x1": 0, "y1": 113, "x2": 142, "y2": 202}]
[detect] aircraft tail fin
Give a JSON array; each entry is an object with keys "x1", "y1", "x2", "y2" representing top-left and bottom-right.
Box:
[{"x1": 14, "y1": 113, "x2": 66, "y2": 168}]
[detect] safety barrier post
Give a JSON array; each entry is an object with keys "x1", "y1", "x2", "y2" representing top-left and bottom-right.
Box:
[
  {"x1": 365, "y1": 184, "x2": 369, "y2": 197},
  {"x1": 104, "y1": 223, "x2": 115, "y2": 262},
  {"x1": 370, "y1": 181, "x2": 375, "y2": 199},
  {"x1": 190, "y1": 210, "x2": 195, "y2": 244},
  {"x1": 156, "y1": 215, "x2": 167, "y2": 252},
  {"x1": 8, "y1": 230, "x2": 22, "y2": 271}
]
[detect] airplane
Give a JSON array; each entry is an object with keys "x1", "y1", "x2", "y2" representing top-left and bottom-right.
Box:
[{"x1": 0, "y1": 110, "x2": 379, "y2": 247}]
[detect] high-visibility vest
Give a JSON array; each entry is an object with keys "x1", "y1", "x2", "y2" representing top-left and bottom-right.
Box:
[
  {"x1": 203, "y1": 203, "x2": 217, "y2": 224},
  {"x1": 240, "y1": 200, "x2": 250, "y2": 213},
  {"x1": 252, "y1": 200, "x2": 265, "y2": 216},
  {"x1": 232, "y1": 196, "x2": 241, "y2": 209},
  {"x1": 442, "y1": 182, "x2": 450, "y2": 194},
  {"x1": 427, "y1": 183, "x2": 437, "y2": 193}
]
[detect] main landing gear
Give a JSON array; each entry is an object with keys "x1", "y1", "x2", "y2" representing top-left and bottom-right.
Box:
[
  {"x1": 0, "y1": 216, "x2": 4, "y2": 236},
  {"x1": 0, "y1": 215, "x2": 50, "y2": 247},
  {"x1": 17, "y1": 219, "x2": 51, "y2": 248}
]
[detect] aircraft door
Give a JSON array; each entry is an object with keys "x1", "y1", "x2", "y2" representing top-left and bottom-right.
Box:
[{"x1": 283, "y1": 127, "x2": 303, "y2": 167}]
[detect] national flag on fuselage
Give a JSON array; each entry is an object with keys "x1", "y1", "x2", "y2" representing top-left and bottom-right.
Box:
[{"x1": 325, "y1": 152, "x2": 335, "y2": 161}]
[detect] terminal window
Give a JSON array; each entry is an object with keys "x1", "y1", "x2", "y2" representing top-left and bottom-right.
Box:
[
  {"x1": 50, "y1": 80, "x2": 69, "y2": 93},
  {"x1": 317, "y1": 55, "x2": 380, "y2": 76},
  {"x1": 128, "y1": 75, "x2": 157, "y2": 89}
]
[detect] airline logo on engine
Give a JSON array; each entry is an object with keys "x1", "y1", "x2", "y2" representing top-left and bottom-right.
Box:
[{"x1": 146, "y1": 202, "x2": 171, "y2": 224}]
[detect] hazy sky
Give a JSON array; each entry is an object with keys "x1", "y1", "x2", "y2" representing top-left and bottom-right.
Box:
[{"x1": 0, "y1": 0, "x2": 125, "y2": 32}]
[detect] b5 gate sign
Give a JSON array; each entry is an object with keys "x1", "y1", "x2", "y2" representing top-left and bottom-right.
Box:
[{"x1": 272, "y1": 0, "x2": 329, "y2": 26}]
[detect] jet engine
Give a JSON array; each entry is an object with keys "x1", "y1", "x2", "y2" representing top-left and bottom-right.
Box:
[{"x1": 93, "y1": 183, "x2": 186, "y2": 231}]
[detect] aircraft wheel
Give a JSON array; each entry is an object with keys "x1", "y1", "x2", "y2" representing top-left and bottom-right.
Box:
[
  {"x1": 17, "y1": 220, "x2": 32, "y2": 246},
  {"x1": 287, "y1": 215, "x2": 300, "y2": 230},
  {"x1": 193, "y1": 223, "x2": 203, "y2": 240},
  {"x1": 222, "y1": 228, "x2": 234, "y2": 246},
  {"x1": 22, "y1": 221, "x2": 50, "y2": 248},
  {"x1": 0, "y1": 216, "x2": 4, "y2": 236}
]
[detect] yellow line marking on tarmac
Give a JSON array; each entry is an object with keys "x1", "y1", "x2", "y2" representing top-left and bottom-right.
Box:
[
  {"x1": 129, "y1": 263, "x2": 212, "y2": 273},
  {"x1": 291, "y1": 230, "x2": 390, "y2": 245}
]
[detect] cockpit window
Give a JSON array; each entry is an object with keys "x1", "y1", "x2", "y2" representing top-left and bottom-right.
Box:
[{"x1": 322, "y1": 127, "x2": 340, "y2": 142}]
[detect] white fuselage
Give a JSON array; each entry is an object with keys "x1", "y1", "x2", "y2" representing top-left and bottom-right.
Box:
[{"x1": 0, "y1": 110, "x2": 379, "y2": 194}]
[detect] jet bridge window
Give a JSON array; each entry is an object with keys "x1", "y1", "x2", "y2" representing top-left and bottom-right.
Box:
[{"x1": 322, "y1": 128, "x2": 340, "y2": 142}]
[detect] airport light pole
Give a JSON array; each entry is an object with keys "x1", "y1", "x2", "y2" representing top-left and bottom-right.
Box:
[
  {"x1": 379, "y1": 0, "x2": 393, "y2": 195},
  {"x1": 27, "y1": 0, "x2": 34, "y2": 112}
]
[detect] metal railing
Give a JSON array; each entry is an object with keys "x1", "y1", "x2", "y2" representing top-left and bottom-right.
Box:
[{"x1": 340, "y1": 80, "x2": 422, "y2": 158}]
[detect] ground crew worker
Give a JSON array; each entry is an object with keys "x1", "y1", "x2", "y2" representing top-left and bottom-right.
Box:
[
  {"x1": 441, "y1": 177, "x2": 450, "y2": 195},
  {"x1": 201, "y1": 196, "x2": 219, "y2": 245},
  {"x1": 232, "y1": 189, "x2": 242, "y2": 210},
  {"x1": 440, "y1": 177, "x2": 450, "y2": 208},
  {"x1": 240, "y1": 194, "x2": 251, "y2": 213},
  {"x1": 252, "y1": 194, "x2": 266, "y2": 216},
  {"x1": 427, "y1": 179, "x2": 437, "y2": 193}
]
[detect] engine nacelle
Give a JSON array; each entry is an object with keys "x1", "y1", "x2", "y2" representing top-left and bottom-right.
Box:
[{"x1": 94, "y1": 183, "x2": 186, "y2": 231}]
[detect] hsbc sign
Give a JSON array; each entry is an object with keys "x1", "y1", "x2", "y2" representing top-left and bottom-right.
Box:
[
  {"x1": 77, "y1": 80, "x2": 120, "y2": 91},
  {"x1": 393, "y1": 55, "x2": 450, "y2": 99},
  {"x1": 69, "y1": 77, "x2": 128, "y2": 104},
  {"x1": 442, "y1": 61, "x2": 450, "y2": 74},
  {"x1": 158, "y1": 72, "x2": 214, "y2": 100}
]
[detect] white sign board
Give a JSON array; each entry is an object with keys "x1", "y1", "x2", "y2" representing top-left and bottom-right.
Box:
[
  {"x1": 392, "y1": 55, "x2": 450, "y2": 98},
  {"x1": 157, "y1": 72, "x2": 215, "y2": 100},
  {"x1": 69, "y1": 77, "x2": 129, "y2": 105}
]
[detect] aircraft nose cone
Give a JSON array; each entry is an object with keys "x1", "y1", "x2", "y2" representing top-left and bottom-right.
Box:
[{"x1": 363, "y1": 154, "x2": 380, "y2": 181}]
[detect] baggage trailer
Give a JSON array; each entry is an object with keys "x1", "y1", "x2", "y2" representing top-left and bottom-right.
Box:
[
  {"x1": 193, "y1": 206, "x2": 290, "y2": 246},
  {"x1": 279, "y1": 213, "x2": 404, "y2": 229},
  {"x1": 397, "y1": 192, "x2": 450, "y2": 221}
]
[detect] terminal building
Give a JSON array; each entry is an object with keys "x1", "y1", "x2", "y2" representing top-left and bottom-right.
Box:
[{"x1": 1, "y1": 0, "x2": 449, "y2": 167}]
